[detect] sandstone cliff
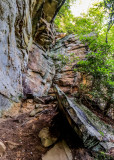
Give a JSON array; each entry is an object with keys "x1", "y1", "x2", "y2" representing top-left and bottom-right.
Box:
[{"x1": 0, "y1": 0, "x2": 64, "y2": 113}]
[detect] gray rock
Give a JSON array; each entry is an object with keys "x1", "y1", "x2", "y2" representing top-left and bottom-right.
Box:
[
  {"x1": 0, "y1": 0, "x2": 64, "y2": 113},
  {"x1": 25, "y1": 44, "x2": 55, "y2": 97},
  {"x1": 54, "y1": 85, "x2": 114, "y2": 152},
  {"x1": 0, "y1": 0, "x2": 33, "y2": 112}
]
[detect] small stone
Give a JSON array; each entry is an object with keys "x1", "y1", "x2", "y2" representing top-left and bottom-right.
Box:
[
  {"x1": 27, "y1": 99, "x2": 33, "y2": 104},
  {"x1": 30, "y1": 107, "x2": 44, "y2": 117},
  {"x1": 34, "y1": 97, "x2": 45, "y2": 104},
  {"x1": 0, "y1": 141, "x2": 6, "y2": 157},
  {"x1": 38, "y1": 127, "x2": 57, "y2": 147},
  {"x1": 35, "y1": 104, "x2": 42, "y2": 109},
  {"x1": 6, "y1": 141, "x2": 20, "y2": 150}
]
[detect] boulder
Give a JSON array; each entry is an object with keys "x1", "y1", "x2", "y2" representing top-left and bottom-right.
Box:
[
  {"x1": 54, "y1": 85, "x2": 114, "y2": 152},
  {"x1": 38, "y1": 127, "x2": 57, "y2": 147},
  {"x1": 42, "y1": 140, "x2": 72, "y2": 160}
]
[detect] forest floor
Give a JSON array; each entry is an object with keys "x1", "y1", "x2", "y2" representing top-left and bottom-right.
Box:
[
  {"x1": 0, "y1": 96, "x2": 113, "y2": 160},
  {"x1": 0, "y1": 97, "x2": 93, "y2": 160},
  {"x1": 0, "y1": 98, "x2": 58, "y2": 160}
]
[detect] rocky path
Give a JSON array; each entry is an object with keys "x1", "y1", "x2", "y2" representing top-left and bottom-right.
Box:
[
  {"x1": 0, "y1": 97, "x2": 93, "y2": 160},
  {"x1": 0, "y1": 98, "x2": 56, "y2": 160}
]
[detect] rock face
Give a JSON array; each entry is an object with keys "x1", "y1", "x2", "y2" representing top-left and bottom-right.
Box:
[
  {"x1": 54, "y1": 85, "x2": 114, "y2": 153},
  {"x1": 32, "y1": 0, "x2": 65, "y2": 48},
  {"x1": 0, "y1": 0, "x2": 26, "y2": 110},
  {"x1": 0, "y1": 1, "x2": 113, "y2": 158},
  {"x1": 49, "y1": 34, "x2": 87, "y2": 95},
  {"x1": 49, "y1": 34, "x2": 114, "y2": 120},
  {"x1": 24, "y1": 44, "x2": 55, "y2": 97},
  {"x1": 0, "y1": 0, "x2": 64, "y2": 113}
]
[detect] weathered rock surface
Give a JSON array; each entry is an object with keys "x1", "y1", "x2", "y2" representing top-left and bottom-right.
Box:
[
  {"x1": 0, "y1": 0, "x2": 28, "y2": 110},
  {"x1": 49, "y1": 34, "x2": 87, "y2": 95},
  {"x1": 0, "y1": 1, "x2": 113, "y2": 158},
  {"x1": 33, "y1": 0, "x2": 65, "y2": 49},
  {"x1": 0, "y1": 0, "x2": 64, "y2": 114},
  {"x1": 49, "y1": 34, "x2": 113, "y2": 120},
  {"x1": 24, "y1": 44, "x2": 55, "y2": 97},
  {"x1": 42, "y1": 140, "x2": 72, "y2": 160},
  {"x1": 54, "y1": 85, "x2": 114, "y2": 152}
]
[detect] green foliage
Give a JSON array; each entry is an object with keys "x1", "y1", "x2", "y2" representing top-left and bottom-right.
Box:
[
  {"x1": 55, "y1": 1, "x2": 114, "y2": 108},
  {"x1": 95, "y1": 151, "x2": 113, "y2": 160},
  {"x1": 99, "y1": 131, "x2": 104, "y2": 136},
  {"x1": 57, "y1": 53, "x2": 69, "y2": 65},
  {"x1": 55, "y1": 0, "x2": 76, "y2": 33}
]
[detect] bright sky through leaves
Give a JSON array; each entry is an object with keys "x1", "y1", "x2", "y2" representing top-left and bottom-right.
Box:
[{"x1": 70, "y1": 0, "x2": 103, "y2": 17}]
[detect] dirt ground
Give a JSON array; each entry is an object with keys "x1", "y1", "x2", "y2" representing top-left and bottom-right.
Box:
[
  {"x1": 0, "y1": 97, "x2": 93, "y2": 160},
  {"x1": 0, "y1": 97, "x2": 113, "y2": 160},
  {"x1": 0, "y1": 98, "x2": 59, "y2": 160}
]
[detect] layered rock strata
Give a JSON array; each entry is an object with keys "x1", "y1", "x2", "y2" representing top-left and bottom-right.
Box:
[{"x1": 0, "y1": 0, "x2": 64, "y2": 113}]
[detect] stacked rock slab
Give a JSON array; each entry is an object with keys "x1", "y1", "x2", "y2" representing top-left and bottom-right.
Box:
[
  {"x1": 49, "y1": 34, "x2": 114, "y2": 120},
  {"x1": 49, "y1": 34, "x2": 87, "y2": 95},
  {"x1": 54, "y1": 85, "x2": 114, "y2": 153}
]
